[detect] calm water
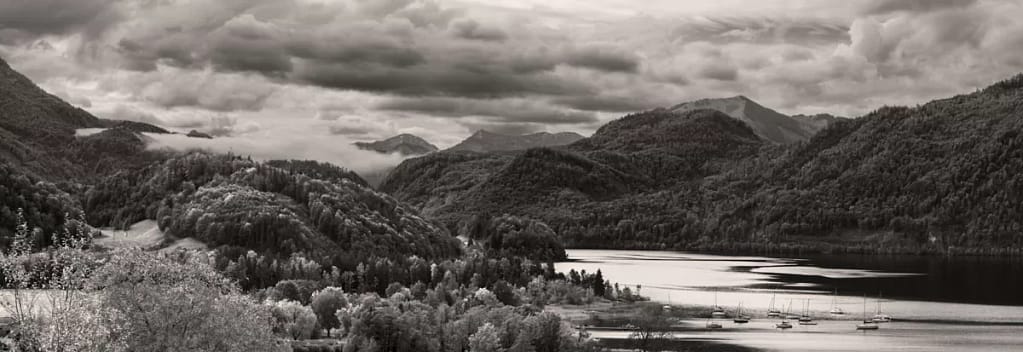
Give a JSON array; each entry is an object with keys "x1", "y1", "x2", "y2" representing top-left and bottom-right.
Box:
[{"x1": 556, "y1": 250, "x2": 1023, "y2": 351}]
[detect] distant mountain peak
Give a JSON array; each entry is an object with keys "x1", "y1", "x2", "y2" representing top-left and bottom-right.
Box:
[
  {"x1": 354, "y1": 133, "x2": 438, "y2": 156},
  {"x1": 447, "y1": 130, "x2": 584, "y2": 153},
  {"x1": 669, "y1": 95, "x2": 834, "y2": 144}
]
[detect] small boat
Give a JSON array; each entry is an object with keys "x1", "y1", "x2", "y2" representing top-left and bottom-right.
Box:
[
  {"x1": 871, "y1": 292, "x2": 893, "y2": 323},
  {"x1": 733, "y1": 302, "x2": 750, "y2": 324},
  {"x1": 783, "y1": 299, "x2": 800, "y2": 320},
  {"x1": 767, "y1": 292, "x2": 782, "y2": 317},
  {"x1": 798, "y1": 299, "x2": 817, "y2": 325},
  {"x1": 830, "y1": 289, "x2": 845, "y2": 315},
  {"x1": 776, "y1": 299, "x2": 794, "y2": 329},
  {"x1": 711, "y1": 291, "x2": 726, "y2": 317},
  {"x1": 857, "y1": 321, "x2": 880, "y2": 330},
  {"x1": 856, "y1": 294, "x2": 880, "y2": 331},
  {"x1": 706, "y1": 321, "x2": 723, "y2": 329}
]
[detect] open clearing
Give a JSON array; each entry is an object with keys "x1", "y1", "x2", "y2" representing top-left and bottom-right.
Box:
[{"x1": 95, "y1": 220, "x2": 207, "y2": 252}]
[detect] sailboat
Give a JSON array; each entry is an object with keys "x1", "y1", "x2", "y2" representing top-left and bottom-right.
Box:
[
  {"x1": 784, "y1": 299, "x2": 800, "y2": 320},
  {"x1": 733, "y1": 302, "x2": 750, "y2": 324},
  {"x1": 829, "y1": 289, "x2": 845, "y2": 315},
  {"x1": 798, "y1": 299, "x2": 817, "y2": 325},
  {"x1": 776, "y1": 299, "x2": 793, "y2": 329},
  {"x1": 767, "y1": 292, "x2": 782, "y2": 317},
  {"x1": 856, "y1": 294, "x2": 880, "y2": 331},
  {"x1": 872, "y1": 292, "x2": 892, "y2": 323},
  {"x1": 711, "y1": 291, "x2": 726, "y2": 317}
]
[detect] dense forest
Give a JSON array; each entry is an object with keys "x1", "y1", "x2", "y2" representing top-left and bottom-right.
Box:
[{"x1": 383, "y1": 74, "x2": 1023, "y2": 255}]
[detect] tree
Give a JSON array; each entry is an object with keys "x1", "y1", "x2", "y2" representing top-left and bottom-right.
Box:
[
  {"x1": 311, "y1": 287, "x2": 348, "y2": 337},
  {"x1": 591, "y1": 270, "x2": 605, "y2": 297},
  {"x1": 87, "y1": 249, "x2": 281, "y2": 352},
  {"x1": 628, "y1": 305, "x2": 673, "y2": 352},
  {"x1": 271, "y1": 300, "x2": 318, "y2": 340},
  {"x1": 468, "y1": 323, "x2": 501, "y2": 352}
]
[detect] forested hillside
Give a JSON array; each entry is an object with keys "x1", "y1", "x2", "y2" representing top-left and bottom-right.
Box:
[
  {"x1": 0, "y1": 57, "x2": 470, "y2": 267},
  {"x1": 384, "y1": 74, "x2": 1023, "y2": 255},
  {"x1": 84, "y1": 153, "x2": 462, "y2": 260},
  {"x1": 0, "y1": 56, "x2": 178, "y2": 248}
]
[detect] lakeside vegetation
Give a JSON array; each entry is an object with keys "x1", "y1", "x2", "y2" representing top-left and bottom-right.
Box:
[{"x1": 0, "y1": 210, "x2": 661, "y2": 352}]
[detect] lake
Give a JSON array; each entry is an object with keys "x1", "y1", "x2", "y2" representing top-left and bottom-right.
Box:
[{"x1": 556, "y1": 249, "x2": 1023, "y2": 351}]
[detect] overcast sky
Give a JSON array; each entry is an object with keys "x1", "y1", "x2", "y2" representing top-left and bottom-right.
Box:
[{"x1": 1, "y1": 0, "x2": 1021, "y2": 170}]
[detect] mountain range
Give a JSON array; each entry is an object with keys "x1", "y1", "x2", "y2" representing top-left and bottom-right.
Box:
[{"x1": 382, "y1": 76, "x2": 1023, "y2": 255}]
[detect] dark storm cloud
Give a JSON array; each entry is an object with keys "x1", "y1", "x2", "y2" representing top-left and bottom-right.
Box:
[
  {"x1": 698, "y1": 63, "x2": 738, "y2": 81},
  {"x1": 450, "y1": 19, "x2": 508, "y2": 42},
  {"x1": 378, "y1": 97, "x2": 599, "y2": 124},
  {"x1": 0, "y1": 0, "x2": 121, "y2": 40},
  {"x1": 286, "y1": 37, "x2": 426, "y2": 69},
  {"x1": 565, "y1": 46, "x2": 640, "y2": 73},
  {"x1": 209, "y1": 15, "x2": 293, "y2": 74},
  {"x1": 670, "y1": 17, "x2": 848, "y2": 46},
  {"x1": 863, "y1": 0, "x2": 978, "y2": 15},
  {"x1": 551, "y1": 95, "x2": 658, "y2": 113},
  {"x1": 95, "y1": 0, "x2": 607, "y2": 100},
  {"x1": 295, "y1": 60, "x2": 594, "y2": 97}
]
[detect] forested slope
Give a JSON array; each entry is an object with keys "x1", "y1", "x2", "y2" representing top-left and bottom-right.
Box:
[{"x1": 85, "y1": 153, "x2": 461, "y2": 260}]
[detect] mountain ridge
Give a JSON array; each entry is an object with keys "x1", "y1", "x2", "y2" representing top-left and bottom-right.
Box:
[
  {"x1": 669, "y1": 96, "x2": 832, "y2": 144},
  {"x1": 446, "y1": 130, "x2": 585, "y2": 153}
]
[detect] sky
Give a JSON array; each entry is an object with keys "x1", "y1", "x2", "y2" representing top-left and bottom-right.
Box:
[{"x1": 1, "y1": 0, "x2": 1022, "y2": 174}]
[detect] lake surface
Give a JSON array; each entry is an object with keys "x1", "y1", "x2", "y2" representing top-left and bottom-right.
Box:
[{"x1": 556, "y1": 250, "x2": 1023, "y2": 351}]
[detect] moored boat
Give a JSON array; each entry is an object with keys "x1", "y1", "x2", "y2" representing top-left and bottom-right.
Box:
[
  {"x1": 733, "y1": 302, "x2": 750, "y2": 324},
  {"x1": 856, "y1": 294, "x2": 880, "y2": 331},
  {"x1": 798, "y1": 299, "x2": 817, "y2": 325},
  {"x1": 830, "y1": 289, "x2": 845, "y2": 315},
  {"x1": 767, "y1": 292, "x2": 782, "y2": 317}
]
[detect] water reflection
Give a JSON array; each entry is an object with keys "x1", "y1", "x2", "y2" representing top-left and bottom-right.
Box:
[
  {"x1": 557, "y1": 250, "x2": 1023, "y2": 351},
  {"x1": 556, "y1": 250, "x2": 1023, "y2": 322}
]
